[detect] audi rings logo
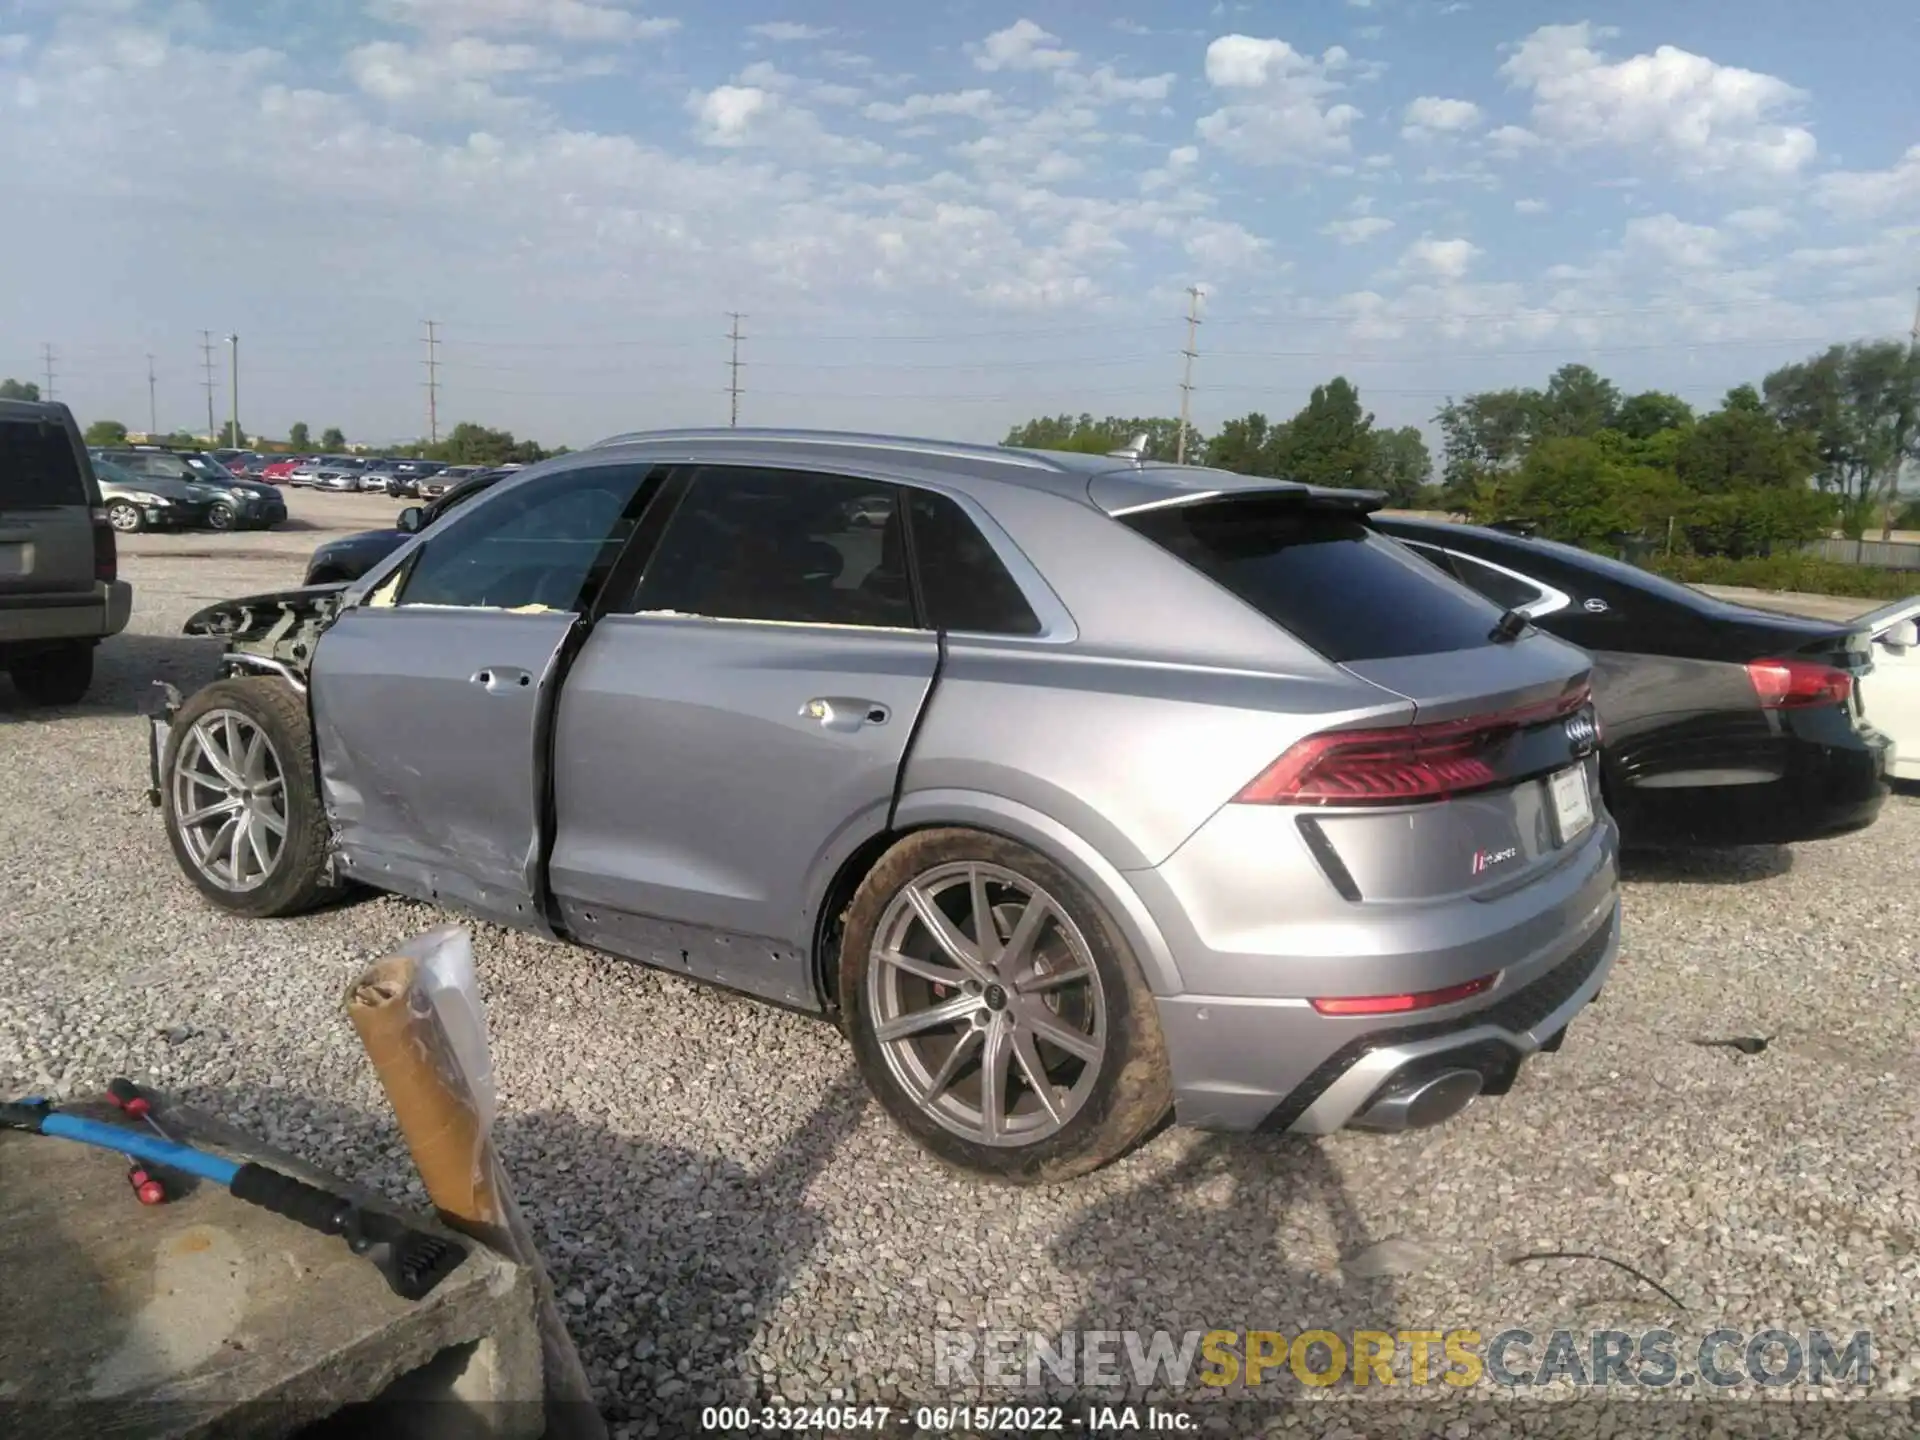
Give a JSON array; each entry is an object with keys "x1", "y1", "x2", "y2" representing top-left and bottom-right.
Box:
[{"x1": 1565, "y1": 711, "x2": 1600, "y2": 754}]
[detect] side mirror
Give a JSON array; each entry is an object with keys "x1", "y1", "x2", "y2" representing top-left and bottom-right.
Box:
[
  {"x1": 397, "y1": 506, "x2": 424, "y2": 534},
  {"x1": 1879, "y1": 619, "x2": 1919, "y2": 651}
]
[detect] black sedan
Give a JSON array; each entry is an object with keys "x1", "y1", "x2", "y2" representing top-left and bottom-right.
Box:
[
  {"x1": 1374, "y1": 516, "x2": 1891, "y2": 848},
  {"x1": 302, "y1": 468, "x2": 511, "y2": 584}
]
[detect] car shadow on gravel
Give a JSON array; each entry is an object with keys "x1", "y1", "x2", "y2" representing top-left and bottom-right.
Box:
[
  {"x1": 1619, "y1": 844, "x2": 1794, "y2": 885},
  {"x1": 157, "y1": 1068, "x2": 873, "y2": 1427},
  {"x1": 0, "y1": 632, "x2": 222, "y2": 723},
  {"x1": 1043, "y1": 1134, "x2": 1400, "y2": 1410}
]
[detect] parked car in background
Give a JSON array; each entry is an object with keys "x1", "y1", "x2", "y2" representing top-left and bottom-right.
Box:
[
  {"x1": 1851, "y1": 596, "x2": 1920, "y2": 782},
  {"x1": 153, "y1": 429, "x2": 1618, "y2": 1181},
  {"x1": 287, "y1": 457, "x2": 329, "y2": 486},
  {"x1": 1374, "y1": 516, "x2": 1892, "y2": 847},
  {"x1": 417, "y1": 464, "x2": 481, "y2": 498},
  {"x1": 303, "y1": 468, "x2": 513, "y2": 584},
  {"x1": 92, "y1": 455, "x2": 217, "y2": 532},
  {"x1": 1, "y1": 399, "x2": 130, "y2": 705},
  {"x1": 390, "y1": 459, "x2": 446, "y2": 494},
  {"x1": 212, "y1": 448, "x2": 259, "y2": 472},
  {"x1": 96, "y1": 448, "x2": 286, "y2": 530},
  {"x1": 309, "y1": 458, "x2": 364, "y2": 492}
]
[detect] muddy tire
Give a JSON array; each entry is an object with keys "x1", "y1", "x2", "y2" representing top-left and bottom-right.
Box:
[
  {"x1": 161, "y1": 676, "x2": 340, "y2": 918},
  {"x1": 840, "y1": 827, "x2": 1172, "y2": 1184}
]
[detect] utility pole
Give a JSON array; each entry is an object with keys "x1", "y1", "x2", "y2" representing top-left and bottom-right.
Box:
[
  {"x1": 1176, "y1": 285, "x2": 1203, "y2": 465},
  {"x1": 200, "y1": 330, "x2": 217, "y2": 439},
  {"x1": 146, "y1": 354, "x2": 158, "y2": 435},
  {"x1": 40, "y1": 342, "x2": 54, "y2": 402},
  {"x1": 227, "y1": 334, "x2": 240, "y2": 447},
  {"x1": 423, "y1": 319, "x2": 439, "y2": 445},
  {"x1": 726, "y1": 312, "x2": 746, "y2": 428}
]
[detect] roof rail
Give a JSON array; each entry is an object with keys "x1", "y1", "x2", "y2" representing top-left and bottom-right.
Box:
[{"x1": 584, "y1": 426, "x2": 1065, "y2": 471}]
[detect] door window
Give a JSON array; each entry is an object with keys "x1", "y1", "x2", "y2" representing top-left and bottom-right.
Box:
[
  {"x1": 1447, "y1": 551, "x2": 1550, "y2": 612},
  {"x1": 907, "y1": 489, "x2": 1043, "y2": 636},
  {"x1": 0, "y1": 419, "x2": 85, "y2": 507},
  {"x1": 630, "y1": 466, "x2": 917, "y2": 629},
  {"x1": 398, "y1": 463, "x2": 651, "y2": 612}
]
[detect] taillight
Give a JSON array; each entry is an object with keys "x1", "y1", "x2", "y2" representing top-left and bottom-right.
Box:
[
  {"x1": 1746, "y1": 657, "x2": 1850, "y2": 710},
  {"x1": 90, "y1": 506, "x2": 117, "y2": 584},
  {"x1": 1311, "y1": 974, "x2": 1496, "y2": 1016},
  {"x1": 1235, "y1": 683, "x2": 1591, "y2": 807}
]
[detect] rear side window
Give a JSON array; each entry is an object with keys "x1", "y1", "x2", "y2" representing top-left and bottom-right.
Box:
[
  {"x1": 907, "y1": 489, "x2": 1042, "y2": 636},
  {"x1": 1447, "y1": 552, "x2": 1546, "y2": 612},
  {"x1": 1122, "y1": 499, "x2": 1503, "y2": 662},
  {"x1": 0, "y1": 418, "x2": 86, "y2": 507}
]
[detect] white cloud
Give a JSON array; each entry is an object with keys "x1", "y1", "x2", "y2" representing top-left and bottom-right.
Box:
[
  {"x1": 0, "y1": 33, "x2": 30, "y2": 59},
  {"x1": 1723, "y1": 204, "x2": 1788, "y2": 236},
  {"x1": 1484, "y1": 123, "x2": 1543, "y2": 158},
  {"x1": 1323, "y1": 215, "x2": 1394, "y2": 242},
  {"x1": 1401, "y1": 95, "x2": 1481, "y2": 139},
  {"x1": 1399, "y1": 236, "x2": 1481, "y2": 279},
  {"x1": 863, "y1": 89, "x2": 1000, "y2": 123},
  {"x1": 1816, "y1": 144, "x2": 1920, "y2": 218},
  {"x1": 1620, "y1": 213, "x2": 1725, "y2": 270},
  {"x1": 346, "y1": 36, "x2": 546, "y2": 120},
  {"x1": 370, "y1": 0, "x2": 679, "y2": 43},
  {"x1": 686, "y1": 78, "x2": 882, "y2": 164},
  {"x1": 1186, "y1": 218, "x2": 1267, "y2": 271},
  {"x1": 1196, "y1": 35, "x2": 1360, "y2": 164},
  {"x1": 1355, "y1": 24, "x2": 1384, "y2": 41},
  {"x1": 1058, "y1": 64, "x2": 1175, "y2": 104},
  {"x1": 1514, "y1": 197, "x2": 1549, "y2": 214},
  {"x1": 972, "y1": 19, "x2": 1077, "y2": 73},
  {"x1": 1500, "y1": 22, "x2": 1815, "y2": 178},
  {"x1": 689, "y1": 83, "x2": 771, "y2": 144},
  {"x1": 747, "y1": 22, "x2": 831, "y2": 42}
]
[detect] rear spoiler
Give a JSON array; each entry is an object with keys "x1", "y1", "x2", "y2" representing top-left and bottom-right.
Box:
[
  {"x1": 1089, "y1": 465, "x2": 1385, "y2": 519},
  {"x1": 1844, "y1": 594, "x2": 1920, "y2": 637}
]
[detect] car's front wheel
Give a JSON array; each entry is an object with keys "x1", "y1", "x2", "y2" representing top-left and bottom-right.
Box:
[
  {"x1": 161, "y1": 676, "x2": 341, "y2": 918},
  {"x1": 206, "y1": 502, "x2": 236, "y2": 531},
  {"x1": 839, "y1": 828, "x2": 1172, "y2": 1183},
  {"x1": 106, "y1": 500, "x2": 143, "y2": 533}
]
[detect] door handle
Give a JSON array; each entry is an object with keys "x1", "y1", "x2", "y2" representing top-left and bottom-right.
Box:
[
  {"x1": 801, "y1": 697, "x2": 890, "y2": 733},
  {"x1": 471, "y1": 666, "x2": 533, "y2": 692}
]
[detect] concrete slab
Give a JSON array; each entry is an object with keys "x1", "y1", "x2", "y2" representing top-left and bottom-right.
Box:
[{"x1": 0, "y1": 1118, "x2": 542, "y2": 1440}]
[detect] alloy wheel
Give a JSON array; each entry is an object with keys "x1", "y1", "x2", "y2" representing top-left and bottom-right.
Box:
[
  {"x1": 107, "y1": 503, "x2": 139, "y2": 532},
  {"x1": 867, "y1": 861, "x2": 1107, "y2": 1147},
  {"x1": 170, "y1": 709, "x2": 289, "y2": 892}
]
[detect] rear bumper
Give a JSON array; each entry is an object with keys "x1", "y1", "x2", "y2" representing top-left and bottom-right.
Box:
[
  {"x1": 1609, "y1": 719, "x2": 1890, "y2": 847},
  {"x1": 0, "y1": 581, "x2": 132, "y2": 647}
]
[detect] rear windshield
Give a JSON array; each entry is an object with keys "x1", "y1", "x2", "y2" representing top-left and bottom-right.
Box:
[
  {"x1": 1123, "y1": 498, "x2": 1505, "y2": 662},
  {"x1": 0, "y1": 417, "x2": 87, "y2": 508}
]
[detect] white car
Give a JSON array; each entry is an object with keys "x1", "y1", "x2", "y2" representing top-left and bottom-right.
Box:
[{"x1": 1859, "y1": 596, "x2": 1920, "y2": 780}]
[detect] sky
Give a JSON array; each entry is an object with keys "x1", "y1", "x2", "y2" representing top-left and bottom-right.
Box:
[{"x1": 3, "y1": 0, "x2": 1918, "y2": 450}]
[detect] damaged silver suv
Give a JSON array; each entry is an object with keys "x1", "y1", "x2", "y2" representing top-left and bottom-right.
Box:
[{"x1": 148, "y1": 429, "x2": 1619, "y2": 1181}]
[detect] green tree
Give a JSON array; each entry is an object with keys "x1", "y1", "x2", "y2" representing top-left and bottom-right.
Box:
[
  {"x1": 1002, "y1": 414, "x2": 1192, "y2": 461},
  {"x1": 430, "y1": 421, "x2": 556, "y2": 466},
  {"x1": 1535, "y1": 363, "x2": 1622, "y2": 439},
  {"x1": 1272, "y1": 376, "x2": 1374, "y2": 487},
  {"x1": 288, "y1": 421, "x2": 311, "y2": 449},
  {"x1": 1616, "y1": 391, "x2": 1695, "y2": 441},
  {"x1": 1473, "y1": 436, "x2": 1687, "y2": 551},
  {"x1": 84, "y1": 419, "x2": 128, "y2": 446},
  {"x1": 1675, "y1": 386, "x2": 1818, "y2": 495},
  {"x1": 1764, "y1": 340, "x2": 1920, "y2": 535},
  {"x1": 319, "y1": 426, "x2": 346, "y2": 451},
  {"x1": 0, "y1": 378, "x2": 41, "y2": 401},
  {"x1": 222, "y1": 421, "x2": 245, "y2": 447},
  {"x1": 1203, "y1": 412, "x2": 1281, "y2": 476},
  {"x1": 1434, "y1": 388, "x2": 1538, "y2": 504},
  {"x1": 1368, "y1": 426, "x2": 1432, "y2": 506}
]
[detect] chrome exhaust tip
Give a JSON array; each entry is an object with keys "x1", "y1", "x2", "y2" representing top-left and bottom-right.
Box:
[{"x1": 1348, "y1": 1067, "x2": 1484, "y2": 1133}]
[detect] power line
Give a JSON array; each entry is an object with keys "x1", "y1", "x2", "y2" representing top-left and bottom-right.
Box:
[
  {"x1": 146, "y1": 354, "x2": 157, "y2": 434},
  {"x1": 40, "y1": 342, "x2": 54, "y2": 402},
  {"x1": 726, "y1": 311, "x2": 746, "y2": 428},
  {"x1": 227, "y1": 334, "x2": 240, "y2": 447},
  {"x1": 424, "y1": 319, "x2": 439, "y2": 445},
  {"x1": 1176, "y1": 286, "x2": 1202, "y2": 464}
]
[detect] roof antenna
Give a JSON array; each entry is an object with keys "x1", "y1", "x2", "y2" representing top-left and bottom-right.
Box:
[{"x1": 1106, "y1": 431, "x2": 1149, "y2": 466}]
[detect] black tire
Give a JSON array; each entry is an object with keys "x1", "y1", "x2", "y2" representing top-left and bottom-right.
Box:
[
  {"x1": 839, "y1": 827, "x2": 1172, "y2": 1184},
  {"x1": 106, "y1": 500, "x2": 143, "y2": 533},
  {"x1": 160, "y1": 676, "x2": 340, "y2": 919},
  {"x1": 9, "y1": 641, "x2": 94, "y2": 705},
  {"x1": 207, "y1": 502, "x2": 236, "y2": 532}
]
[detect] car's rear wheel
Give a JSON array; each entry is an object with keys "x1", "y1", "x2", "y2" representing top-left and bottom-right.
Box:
[
  {"x1": 161, "y1": 677, "x2": 340, "y2": 918},
  {"x1": 106, "y1": 500, "x2": 142, "y2": 533},
  {"x1": 840, "y1": 828, "x2": 1172, "y2": 1183},
  {"x1": 9, "y1": 641, "x2": 94, "y2": 705}
]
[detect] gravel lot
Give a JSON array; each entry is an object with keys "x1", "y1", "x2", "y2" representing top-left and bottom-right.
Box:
[{"x1": 3, "y1": 497, "x2": 1918, "y2": 1435}]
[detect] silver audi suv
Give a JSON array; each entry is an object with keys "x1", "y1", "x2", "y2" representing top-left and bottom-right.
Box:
[{"x1": 149, "y1": 429, "x2": 1620, "y2": 1181}]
